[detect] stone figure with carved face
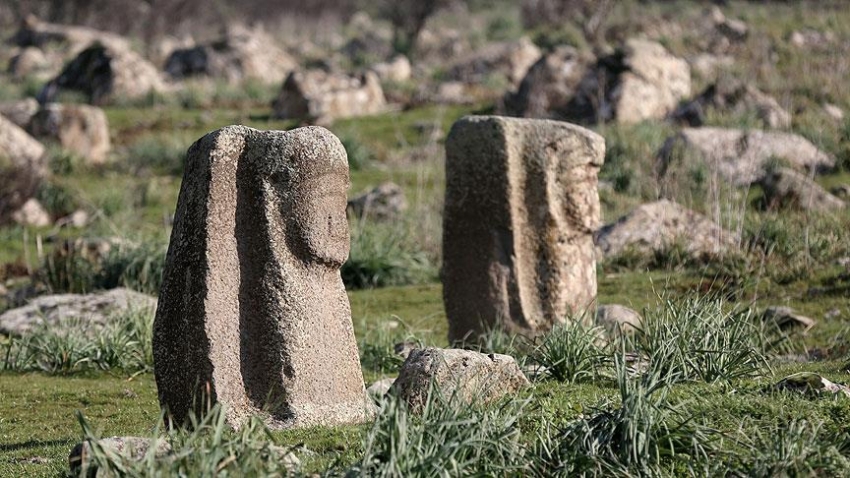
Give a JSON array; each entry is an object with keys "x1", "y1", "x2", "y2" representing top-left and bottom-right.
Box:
[{"x1": 153, "y1": 125, "x2": 373, "y2": 430}]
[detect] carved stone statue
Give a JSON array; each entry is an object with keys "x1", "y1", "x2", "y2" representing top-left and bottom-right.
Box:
[
  {"x1": 443, "y1": 116, "x2": 605, "y2": 343},
  {"x1": 153, "y1": 125, "x2": 373, "y2": 429}
]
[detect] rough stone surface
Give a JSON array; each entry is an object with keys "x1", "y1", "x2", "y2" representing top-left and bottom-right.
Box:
[
  {"x1": 763, "y1": 306, "x2": 816, "y2": 332},
  {"x1": 503, "y1": 39, "x2": 689, "y2": 124},
  {"x1": 502, "y1": 46, "x2": 595, "y2": 119},
  {"x1": 370, "y1": 55, "x2": 412, "y2": 83},
  {"x1": 789, "y1": 29, "x2": 835, "y2": 49},
  {"x1": 824, "y1": 103, "x2": 845, "y2": 122},
  {"x1": 367, "y1": 378, "x2": 396, "y2": 400},
  {"x1": 164, "y1": 25, "x2": 296, "y2": 83},
  {"x1": 0, "y1": 114, "x2": 47, "y2": 225},
  {"x1": 69, "y1": 436, "x2": 172, "y2": 476},
  {"x1": 688, "y1": 53, "x2": 734, "y2": 79},
  {"x1": 12, "y1": 15, "x2": 130, "y2": 55},
  {"x1": 342, "y1": 29, "x2": 394, "y2": 66},
  {"x1": 347, "y1": 182, "x2": 407, "y2": 221},
  {"x1": 8, "y1": 46, "x2": 54, "y2": 79},
  {"x1": 594, "y1": 200, "x2": 738, "y2": 259},
  {"x1": 392, "y1": 347, "x2": 529, "y2": 412},
  {"x1": 447, "y1": 37, "x2": 541, "y2": 86},
  {"x1": 672, "y1": 78, "x2": 791, "y2": 129},
  {"x1": 153, "y1": 125, "x2": 373, "y2": 430},
  {"x1": 0, "y1": 288, "x2": 156, "y2": 336},
  {"x1": 608, "y1": 39, "x2": 691, "y2": 124},
  {"x1": 11, "y1": 198, "x2": 51, "y2": 227},
  {"x1": 56, "y1": 209, "x2": 90, "y2": 228},
  {"x1": 431, "y1": 81, "x2": 472, "y2": 105},
  {"x1": 271, "y1": 70, "x2": 386, "y2": 124},
  {"x1": 28, "y1": 103, "x2": 111, "y2": 164},
  {"x1": 443, "y1": 116, "x2": 604, "y2": 343},
  {"x1": 831, "y1": 184, "x2": 850, "y2": 200},
  {"x1": 0, "y1": 98, "x2": 39, "y2": 128},
  {"x1": 657, "y1": 127, "x2": 835, "y2": 186},
  {"x1": 596, "y1": 304, "x2": 642, "y2": 337},
  {"x1": 39, "y1": 43, "x2": 166, "y2": 105},
  {"x1": 761, "y1": 168, "x2": 845, "y2": 212}
]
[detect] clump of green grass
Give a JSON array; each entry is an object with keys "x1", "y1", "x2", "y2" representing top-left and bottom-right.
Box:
[
  {"x1": 467, "y1": 324, "x2": 529, "y2": 359},
  {"x1": 532, "y1": 354, "x2": 715, "y2": 476},
  {"x1": 343, "y1": 218, "x2": 435, "y2": 289},
  {"x1": 729, "y1": 420, "x2": 850, "y2": 477},
  {"x1": 75, "y1": 404, "x2": 299, "y2": 476},
  {"x1": 2, "y1": 308, "x2": 154, "y2": 374},
  {"x1": 340, "y1": 134, "x2": 374, "y2": 171},
  {"x1": 35, "y1": 181, "x2": 79, "y2": 220},
  {"x1": 531, "y1": 320, "x2": 609, "y2": 383},
  {"x1": 40, "y1": 239, "x2": 166, "y2": 295},
  {"x1": 347, "y1": 387, "x2": 528, "y2": 476},
  {"x1": 125, "y1": 136, "x2": 188, "y2": 176},
  {"x1": 635, "y1": 294, "x2": 775, "y2": 384},
  {"x1": 358, "y1": 324, "x2": 420, "y2": 375}
]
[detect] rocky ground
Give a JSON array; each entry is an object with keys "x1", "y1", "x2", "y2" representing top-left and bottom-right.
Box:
[{"x1": 0, "y1": 0, "x2": 849, "y2": 476}]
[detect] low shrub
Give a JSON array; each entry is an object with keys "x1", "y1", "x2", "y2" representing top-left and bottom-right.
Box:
[
  {"x1": 729, "y1": 420, "x2": 850, "y2": 477},
  {"x1": 347, "y1": 387, "x2": 529, "y2": 476},
  {"x1": 1, "y1": 307, "x2": 154, "y2": 374},
  {"x1": 532, "y1": 354, "x2": 715, "y2": 475},
  {"x1": 40, "y1": 239, "x2": 167, "y2": 295},
  {"x1": 125, "y1": 136, "x2": 188, "y2": 176},
  {"x1": 635, "y1": 294, "x2": 775, "y2": 384},
  {"x1": 343, "y1": 219, "x2": 436, "y2": 289},
  {"x1": 531, "y1": 320, "x2": 609, "y2": 383},
  {"x1": 75, "y1": 404, "x2": 298, "y2": 476}
]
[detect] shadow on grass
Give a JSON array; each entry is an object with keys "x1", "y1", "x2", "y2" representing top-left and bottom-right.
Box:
[{"x1": 0, "y1": 438, "x2": 73, "y2": 453}]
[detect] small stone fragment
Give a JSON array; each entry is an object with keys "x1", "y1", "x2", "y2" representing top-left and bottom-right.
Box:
[
  {"x1": 0, "y1": 113, "x2": 47, "y2": 225},
  {"x1": 271, "y1": 70, "x2": 386, "y2": 124},
  {"x1": 761, "y1": 168, "x2": 845, "y2": 212},
  {"x1": 367, "y1": 378, "x2": 396, "y2": 400},
  {"x1": 28, "y1": 103, "x2": 111, "y2": 164},
  {"x1": 596, "y1": 304, "x2": 642, "y2": 337},
  {"x1": 0, "y1": 288, "x2": 156, "y2": 337},
  {"x1": 762, "y1": 306, "x2": 815, "y2": 332},
  {"x1": 11, "y1": 198, "x2": 51, "y2": 227},
  {"x1": 69, "y1": 436, "x2": 172, "y2": 475},
  {"x1": 347, "y1": 182, "x2": 407, "y2": 221},
  {"x1": 392, "y1": 347, "x2": 529, "y2": 412},
  {"x1": 657, "y1": 127, "x2": 835, "y2": 186},
  {"x1": 775, "y1": 373, "x2": 850, "y2": 398},
  {"x1": 594, "y1": 200, "x2": 737, "y2": 260}
]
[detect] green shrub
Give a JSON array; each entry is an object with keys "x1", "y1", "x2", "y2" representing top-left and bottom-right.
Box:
[
  {"x1": 125, "y1": 136, "x2": 188, "y2": 175},
  {"x1": 75, "y1": 404, "x2": 298, "y2": 476},
  {"x1": 343, "y1": 219, "x2": 435, "y2": 289},
  {"x1": 40, "y1": 239, "x2": 166, "y2": 295},
  {"x1": 1, "y1": 308, "x2": 154, "y2": 374},
  {"x1": 98, "y1": 241, "x2": 167, "y2": 295},
  {"x1": 532, "y1": 354, "x2": 715, "y2": 475},
  {"x1": 531, "y1": 320, "x2": 609, "y2": 383},
  {"x1": 359, "y1": 325, "x2": 420, "y2": 374},
  {"x1": 35, "y1": 181, "x2": 78, "y2": 219},
  {"x1": 348, "y1": 387, "x2": 528, "y2": 476},
  {"x1": 339, "y1": 134, "x2": 374, "y2": 171},
  {"x1": 730, "y1": 420, "x2": 850, "y2": 477},
  {"x1": 467, "y1": 324, "x2": 529, "y2": 359},
  {"x1": 635, "y1": 294, "x2": 774, "y2": 384}
]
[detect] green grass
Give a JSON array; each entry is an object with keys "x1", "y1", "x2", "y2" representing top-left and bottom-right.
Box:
[{"x1": 3, "y1": 280, "x2": 850, "y2": 476}]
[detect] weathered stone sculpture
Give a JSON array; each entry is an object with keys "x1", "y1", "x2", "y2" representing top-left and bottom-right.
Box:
[
  {"x1": 443, "y1": 116, "x2": 604, "y2": 343},
  {"x1": 153, "y1": 125, "x2": 373, "y2": 430}
]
